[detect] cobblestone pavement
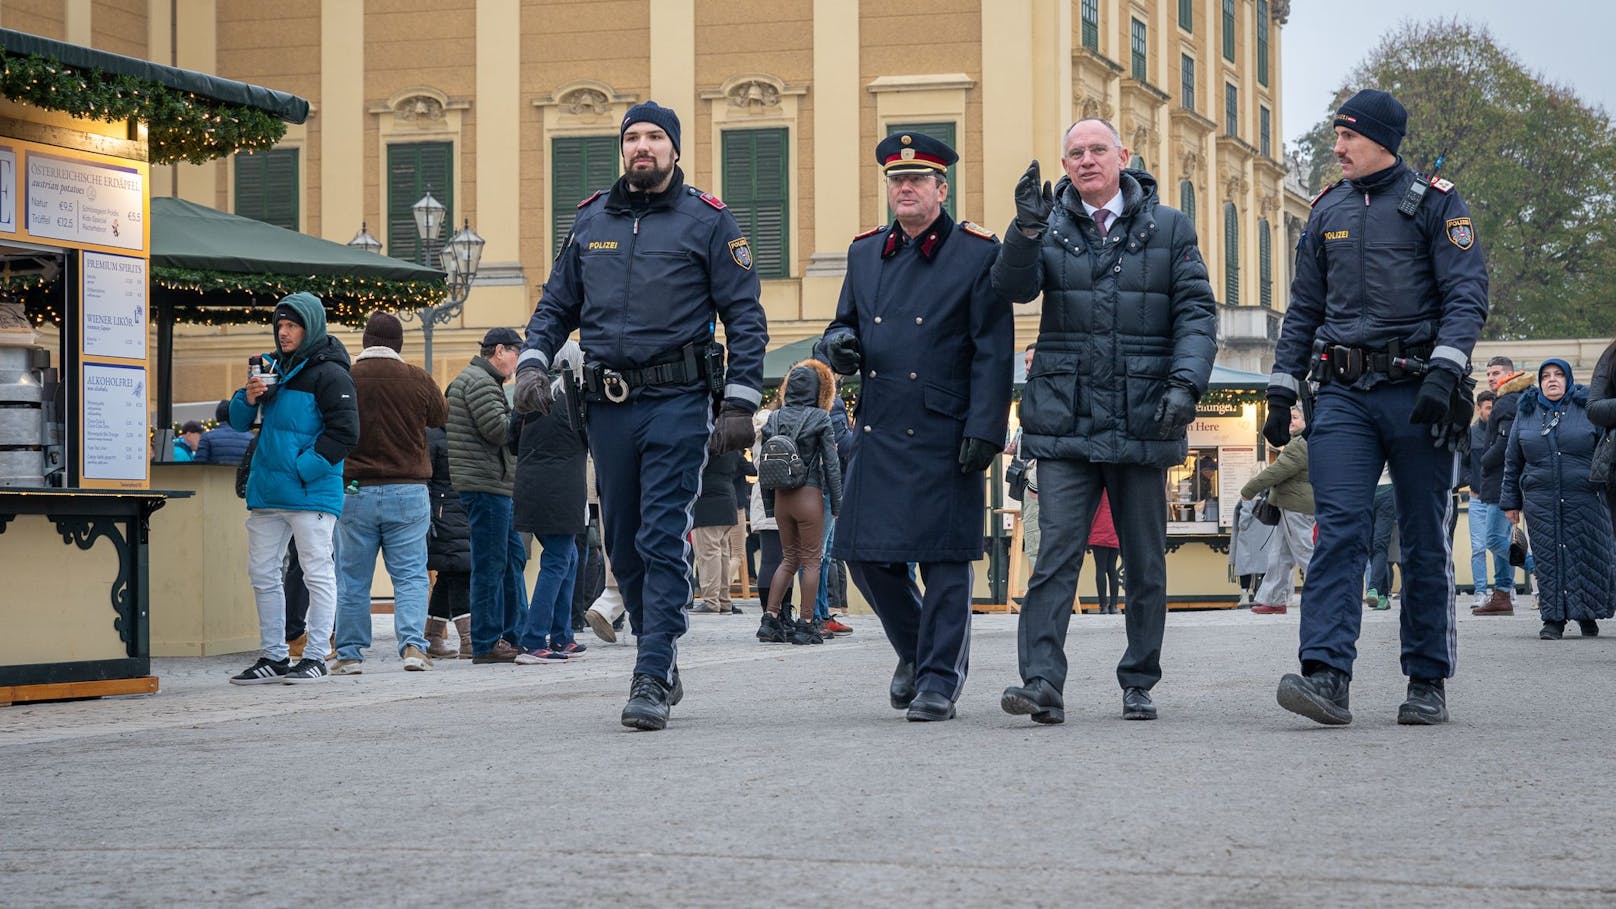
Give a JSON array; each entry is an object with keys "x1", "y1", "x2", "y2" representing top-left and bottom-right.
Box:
[{"x1": 4, "y1": 597, "x2": 1613, "y2": 907}]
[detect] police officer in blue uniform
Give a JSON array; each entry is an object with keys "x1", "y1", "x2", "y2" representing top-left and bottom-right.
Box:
[
  {"x1": 1266, "y1": 89, "x2": 1488, "y2": 726},
  {"x1": 821, "y1": 131, "x2": 1014, "y2": 722},
  {"x1": 516, "y1": 101, "x2": 768, "y2": 731}
]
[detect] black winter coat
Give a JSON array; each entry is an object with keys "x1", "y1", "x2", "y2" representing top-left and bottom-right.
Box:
[
  {"x1": 426, "y1": 427, "x2": 471, "y2": 573},
  {"x1": 1588, "y1": 339, "x2": 1616, "y2": 431},
  {"x1": 694, "y1": 450, "x2": 743, "y2": 528},
  {"x1": 1478, "y1": 371, "x2": 1533, "y2": 503},
  {"x1": 1500, "y1": 386, "x2": 1616, "y2": 622},
  {"x1": 993, "y1": 170, "x2": 1217, "y2": 468},
  {"x1": 510, "y1": 392, "x2": 588, "y2": 537}
]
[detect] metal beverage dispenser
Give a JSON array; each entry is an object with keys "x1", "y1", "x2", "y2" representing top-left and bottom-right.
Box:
[{"x1": 0, "y1": 345, "x2": 63, "y2": 487}]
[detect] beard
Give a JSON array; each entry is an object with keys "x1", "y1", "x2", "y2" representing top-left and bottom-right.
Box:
[{"x1": 625, "y1": 157, "x2": 673, "y2": 191}]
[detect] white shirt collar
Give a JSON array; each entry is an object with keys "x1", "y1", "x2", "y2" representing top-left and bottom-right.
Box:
[{"x1": 1081, "y1": 190, "x2": 1124, "y2": 221}]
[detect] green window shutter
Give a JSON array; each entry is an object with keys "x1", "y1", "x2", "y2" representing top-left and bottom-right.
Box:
[
  {"x1": 1179, "y1": 0, "x2": 1194, "y2": 31},
  {"x1": 1257, "y1": 0, "x2": 1270, "y2": 85},
  {"x1": 1225, "y1": 83, "x2": 1239, "y2": 138},
  {"x1": 721, "y1": 128, "x2": 790, "y2": 279},
  {"x1": 1260, "y1": 106, "x2": 1272, "y2": 158},
  {"x1": 1259, "y1": 219, "x2": 1273, "y2": 307},
  {"x1": 551, "y1": 135, "x2": 620, "y2": 258},
  {"x1": 234, "y1": 148, "x2": 298, "y2": 231},
  {"x1": 1180, "y1": 180, "x2": 1196, "y2": 227},
  {"x1": 885, "y1": 122, "x2": 957, "y2": 221},
  {"x1": 1181, "y1": 54, "x2": 1196, "y2": 111},
  {"x1": 1224, "y1": 202, "x2": 1240, "y2": 305},
  {"x1": 1130, "y1": 18, "x2": 1148, "y2": 82},
  {"x1": 1081, "y1": 0, "x2": 1099, "y2": 50},
  {"x1": 387, "y1": 142, "x2": 453, "y2": 266},
  {"x1": 1222, "y1": 0, "x2": 1236, "y2": 60}
]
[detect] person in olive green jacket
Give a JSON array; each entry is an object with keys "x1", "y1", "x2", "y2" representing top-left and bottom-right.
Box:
[
  {"x1": 446, "y1": 327, "x2": 527, "y2": 661},
  {"x1": 1242, "y1": 408, "x2": 1314, "y2": 614}
]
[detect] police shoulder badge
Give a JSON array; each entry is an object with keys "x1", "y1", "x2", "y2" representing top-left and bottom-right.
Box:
[
  {"x1": 698, "y1": 191, "x2": 727, "y2": 210},
  {"x1": 1429, "y1": 177, "x2": 1455, "y2": 194},
  {"x1": 1310, "y1": 179, "x2": 1341, "y2": 208},
  {"x1": 853, "y1": 225, "x2": 886, "y2": 241},
  {"x1": 960, "y1": 220, "x2": 997, "y2": 241},
  {"x1": 576, "y1": 189, "x2": 603, "y2": 209},
  {"x1": 1445, "y1": 217, "x2": 1475, "y2": 250},
  {"x1": 728, "y1": 237, "x2": 753, "y2": 269}
]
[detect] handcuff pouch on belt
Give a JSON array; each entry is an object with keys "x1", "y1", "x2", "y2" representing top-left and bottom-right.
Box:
[
  {"x1": 582, "y1": 339, "x2": 717, "y2": 405},
  {"x1": 1313, "y1": 341, "x2": 1434, "y2": 386}
]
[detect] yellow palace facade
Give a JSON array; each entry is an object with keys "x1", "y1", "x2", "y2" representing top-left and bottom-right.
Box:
[{"x1": 2, "y1": 0, "x2": 1311, "y2": 396}]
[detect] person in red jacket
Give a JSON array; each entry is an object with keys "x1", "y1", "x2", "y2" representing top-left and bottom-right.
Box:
[{"x1": 1088, "y1": 491, "x2": 1121, "y2": 614}]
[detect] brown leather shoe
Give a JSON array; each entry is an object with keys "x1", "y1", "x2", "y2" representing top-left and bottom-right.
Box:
[
  {"x1": 1250, "y1": 604, "x2": 1288, "y2": 615},
  {"x1": 1471, "y1": 589, "x2": 1514, "y2": 616},
  {"x1": 472, "y1": 639, "x2": 521, "y2": 664}
]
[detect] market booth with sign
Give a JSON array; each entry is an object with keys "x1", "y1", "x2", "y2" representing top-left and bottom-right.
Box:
[{"x1": 0, "y1": 30, "x2": 309, "y2": 704}]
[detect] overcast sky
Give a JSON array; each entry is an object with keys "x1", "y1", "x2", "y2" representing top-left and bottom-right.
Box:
[{"x1": 1281, "y1": 1, "x2": 1616, "y2": 146}]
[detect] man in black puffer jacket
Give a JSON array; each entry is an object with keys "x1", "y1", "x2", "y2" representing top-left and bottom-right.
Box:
[
  {"x1": 1474, "y1": 356, "x2": 1533, "y2": 615},
  {"x1": 992, "y1": 118, "x2": 1217, "y2": 725}
]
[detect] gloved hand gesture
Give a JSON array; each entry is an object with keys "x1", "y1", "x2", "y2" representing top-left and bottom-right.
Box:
[
  {"x1": 513, "y1": 363, "x2": 553, "y2": 415},
  {"x1": 1014, "y1": 160, "x2": 1054, "y2": 232},
  {"x1": 959, "y1": 437, "x2": 1000, "y2": 474},
  {"x1": 1409, "y1": 367, "x2": 1459, "y2": 425},
  {"x1": 1429, "y1": 379, "x2": 1475, "y2": 450},
  {"x1": 709, "y1": 399, "x2": 757, "y2": 454},
  {"x1": 1154, "y1": 383, "x2": 1198, "y2": 430},
  {"x1": 825, "y1": 333, "x2": 862, "y2": 376},
  {"x1": 1262, "y1": 390, "x2": 1296, "y2": 448}
]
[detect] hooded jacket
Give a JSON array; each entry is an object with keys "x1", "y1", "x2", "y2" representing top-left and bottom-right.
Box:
[
  {"x1": 993, "y1": 169, "x2": 1218, "y2": 467},
  {"x1": 228, "y1": 292, "x2": 359, "y2": 515},
  {"x1": 344, "y1": 346, "x2": 447, "y2": 484},
  {"x1": 761, "y1": 360, "x2": 843, "y2": 517},
  {"x1": 1478, "y1": 370, "x2": 1533, "y2": 503},
  {"x1": 1500, "y1": 359, "x2": 1616, "y2": 622}
]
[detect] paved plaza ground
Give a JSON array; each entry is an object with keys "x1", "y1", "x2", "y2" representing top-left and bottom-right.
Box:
[{"x1": 3, "y1": 599, "x2": 1613, "y2": 907}]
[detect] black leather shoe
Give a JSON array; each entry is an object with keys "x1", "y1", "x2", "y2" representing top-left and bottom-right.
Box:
[
  {"x1": 1276, "y1": 667, "x2": 1352, "y2": 726},
  {"x1": 1001, "y1": 678, "x2": 1065, "y2": 724},
  {"x1": 1578, "y1": 620, "x2": 1599, "y2": 637},
  {"x1": 1121, "y1": 687, "x2": 1157, "y2": 720},
  {"x1": 621, "y1": 673, "x2": 672, "y2": 731},
  {"x1": 1397, "y1": 677, "x2": 1449, "y2": 725},
  {"x1": 889, "y1": 660, "x2": 917, "y2": 710},
  {"x1": 1540, "y1": 621, "x2": 1565, "y2": 640},
  {"x1": 905, "y1": 689, "x2": 956, "y2": 722}
]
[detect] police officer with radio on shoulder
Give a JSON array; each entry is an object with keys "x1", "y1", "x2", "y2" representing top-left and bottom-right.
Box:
[
  {"x1": 515, "y1": 101, "x2": 768, "y2": 731},
  {"x1": 1265, "y1": 89, "x2": 1488, "y2": 727}
]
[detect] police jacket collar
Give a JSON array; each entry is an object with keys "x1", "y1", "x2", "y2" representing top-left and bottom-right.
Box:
[
  {"x1": 882, "y1": 210, "x2": 953, "y2": 261},
  {"x1": 605, "y1": 166, "x2": 686, "y2": 214},
  {"x1": 1347, "y1": 157, "x2": 1406, "y2": 194}
]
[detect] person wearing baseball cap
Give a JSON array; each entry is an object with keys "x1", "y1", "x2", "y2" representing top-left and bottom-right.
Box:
[{"x1": 516, "y1": 98, "x2": 768, "y2": 731}]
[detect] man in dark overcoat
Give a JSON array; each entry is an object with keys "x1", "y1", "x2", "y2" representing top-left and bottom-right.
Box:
[{"x1": 821, "y1": 131, "x2": 1014, "y2": 722}]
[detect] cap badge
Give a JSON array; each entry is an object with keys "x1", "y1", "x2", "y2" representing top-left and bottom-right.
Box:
[
  {"x1": 900, "y1": 148, "x2": 915, "y2": 160},
  {"x1": 900, "y1": 135, "x2": 912, "y2": 146}
]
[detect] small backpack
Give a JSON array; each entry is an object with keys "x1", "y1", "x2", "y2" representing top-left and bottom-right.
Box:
[{"x1": 758, "y1": 410, "x2": 814, "y2": 491}]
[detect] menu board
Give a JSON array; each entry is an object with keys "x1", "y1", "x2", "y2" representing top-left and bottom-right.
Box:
[
  {"x1": 81, "y1": 252, "x2": 147, "y2": 359},
  {"x1": 1217, "y1": 446, "x2": 1261, "y2": 528},
  {"x1": 82, "y1": 362, "x2": 148, "y2": 482},
  {"x1": 27, "y1": 152, "x2": 144, "y2": 251}
]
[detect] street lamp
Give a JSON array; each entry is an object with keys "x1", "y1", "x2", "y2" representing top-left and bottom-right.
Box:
[{"x1": 348, "y1": 190, "x2": 484, "y2": 369}]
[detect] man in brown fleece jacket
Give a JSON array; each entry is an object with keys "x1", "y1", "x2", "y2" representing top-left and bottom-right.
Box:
[{"x1": 330, "y1": 312, "x2": 449, "y2": 673}]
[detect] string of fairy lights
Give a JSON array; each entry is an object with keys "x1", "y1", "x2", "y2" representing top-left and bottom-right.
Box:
[{"x1": 0, "y1": 52, "x2": 287, "y2": 165}]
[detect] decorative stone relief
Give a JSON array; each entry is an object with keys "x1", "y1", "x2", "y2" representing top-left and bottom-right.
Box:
[
  {"x1": 1258, "y1": 192, "x2": 1279, "y2": 216},
  {"x1": 726, "y1": 79, "x2": 782, "y2": 110},
  {"x1": 559, "y1": 87, "x2": 610, "y2": 117},
  {"x1": 394, "y1": 94, "x2": 445, "y2": 124},
  {"x1": 1271, "y1": 0, "x2": 1291, "y2": 25},
  {"x1": 1077, "y1": 95, "x2": 1113, "y2": 121},
  {"x1": 1179, "y1": 148, "x2": 1205, "y2": 180}
]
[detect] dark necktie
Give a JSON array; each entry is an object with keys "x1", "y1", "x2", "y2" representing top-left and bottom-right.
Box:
[{"x1": 1093, "y1": 208, "x2": 1110, "y2": 234}]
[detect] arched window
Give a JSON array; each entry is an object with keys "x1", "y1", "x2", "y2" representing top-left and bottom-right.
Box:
[
  {"x1": 1258, "y1": 219, "x2": 1273, "y2": 307},
  {"x1": 1179, "y1": 180, "x2": 1196, "y2": 227},
  {"x1": 1224, "y1": 202, "x2": 1240, "y2": 305}
]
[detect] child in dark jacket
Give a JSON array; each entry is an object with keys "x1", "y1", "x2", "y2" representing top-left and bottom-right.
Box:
[{"x1": 760, "y1": 360, "x2": 843, "y2": 645}]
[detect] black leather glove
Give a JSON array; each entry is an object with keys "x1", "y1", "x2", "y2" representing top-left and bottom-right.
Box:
[
  {"x1": 959, "y1": 437, "x2": 999, "y2": 474},
  {"x1": 1409, "y1": 367, "x2": 1459, "y2": 425},
  {"x1": 709, "y1": 399, "x2": 757, "y2": 454},
  {"x1": 1014, "y1": 160, "x2": 1054, "y2": 232},
  {"x1": 825, "y1": 333, "x2": 862, "y2": 375},
  {"x1": 1154, "y1": 383, "x2": 1198, "y2": 430},
  {"x1": 1431, "y1": 388, "x2": 1475, "y2": 450},
  {"x1": 1263, "y1": 391, "x2": 1296, "y2": 448},
  {"x1": 513, "y1": 363, "x2": 552, "y2": 415}
]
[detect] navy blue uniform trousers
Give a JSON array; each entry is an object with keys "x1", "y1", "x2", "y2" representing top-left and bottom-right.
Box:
[
  {"x1": 588, "y1": 389, "x2": 711, "y2": 685},
  {"x1": 1302, "y1": 380, "x2": 1459, "y2": 680},
  {"x1": 848, "y1": 561, "x2": 972, "y2": 701}
]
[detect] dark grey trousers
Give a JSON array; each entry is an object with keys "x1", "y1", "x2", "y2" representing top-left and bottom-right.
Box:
[{"x1": 1016, "y1": 457, "x2": 1168, "y2": 691}]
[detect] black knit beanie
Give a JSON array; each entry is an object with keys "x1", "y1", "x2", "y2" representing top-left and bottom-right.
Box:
[
  {"x1": 1334, "y1": 89, "x2": 1407, "y2": 156},
  {"x1": 621, "y1": 101, "x2": 681, "y2": 157}
]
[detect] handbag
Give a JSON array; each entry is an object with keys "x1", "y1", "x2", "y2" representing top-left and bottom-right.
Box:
[
  {"x1": 1592, "y1": 428, "x2": 1616, "y2": 486},
  {"x1": 1509, "y1": 523, "x2": 1531, "y2": 567},
  {"x1": 1251, "y1": 489, "x2": 1282, "y2": 526},
  {"x1": 1006, "y1": 458, "x2": 1029, "y2": 502}
]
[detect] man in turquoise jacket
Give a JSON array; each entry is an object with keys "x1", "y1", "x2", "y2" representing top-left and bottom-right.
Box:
[{"x1": 226, "y1": 292, "x2": 359, "y2": 685}]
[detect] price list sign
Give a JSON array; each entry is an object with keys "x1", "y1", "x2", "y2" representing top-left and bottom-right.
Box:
[{"x1": 27, "y1": 152, "x2": 144, "y2": 251}]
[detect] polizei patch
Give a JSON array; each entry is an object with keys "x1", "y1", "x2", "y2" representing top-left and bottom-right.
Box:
[
  {"x1": 728, "y1": 237, "x2": 753, "y2": 269},
  {"x1": 1445, "y1": 217, "x2": 1474, "y2": 250}
]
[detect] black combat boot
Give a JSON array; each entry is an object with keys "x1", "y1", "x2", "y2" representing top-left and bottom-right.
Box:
[
  {"x1": 621, "y1": 673, "x2": 674, "y2": 731},
  {"x1": 1276, "y1": 665, "x2": 1352, "y2": 725},
  {"x1": 1397, "y1": 677, "x2": 1448, "y2": 725}
]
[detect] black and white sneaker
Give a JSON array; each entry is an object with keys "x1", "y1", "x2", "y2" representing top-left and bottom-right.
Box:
[
  {"x1": 229, "y1": 657, "x2": 289, "y2": 685},
  {"x1": 282, "y1": 658, "x2": 329, "y2": 684}
]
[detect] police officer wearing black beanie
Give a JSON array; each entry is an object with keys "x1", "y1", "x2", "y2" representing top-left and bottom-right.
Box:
[
  {"x1": 1265, "y1": 88, "x2": 1489, "y2": 727},
  {"x1": 515, "y1": 99, "x2": 768, "y2": 731}
]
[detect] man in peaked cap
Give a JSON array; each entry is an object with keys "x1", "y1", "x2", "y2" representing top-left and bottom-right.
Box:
[{"x1": 819, "y1": 130, "x2": 1013, "y2": 722}]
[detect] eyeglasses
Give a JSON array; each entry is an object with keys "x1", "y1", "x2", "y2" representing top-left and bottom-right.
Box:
[{"x1": 1064, "y1": 144, "x2": 1120, "y2": 161}]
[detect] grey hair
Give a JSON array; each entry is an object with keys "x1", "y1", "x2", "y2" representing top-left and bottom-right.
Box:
[{"x1": 1064, "y1": 118, "x2": 1123, "y2": 148}]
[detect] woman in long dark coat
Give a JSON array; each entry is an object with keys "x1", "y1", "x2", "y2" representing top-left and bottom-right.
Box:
[
  {"x1": 426, "y1": 426, "x2": 472, "y2": 657},
  {"x1": 1501, "y1": 358, "x2": 1616, "y2": 639}
]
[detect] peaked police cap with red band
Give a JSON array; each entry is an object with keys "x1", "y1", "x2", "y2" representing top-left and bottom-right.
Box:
[{"x1": 876, "y1": 131, "x2": 957, "y2": 176}]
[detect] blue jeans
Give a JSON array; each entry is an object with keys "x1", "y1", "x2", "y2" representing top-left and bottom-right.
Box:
[
  {"x1": 814, "y1": 488, "x2": 834, "y2": 620},
  {"x1": 1468, "y1": 499, "x2": 1511, "y2": 595},
  {"x1": 333, "y1": 484, "x2": 431, "y2": 660},
  {"x1": 1486, "y1": 503, "x2": 1534, "y2": 589},
  {"x1": 518, "y1": 533, "x2": 579, "y2": 651},
  {"x1": 462, "y1": 490, "x2": 527, "y2": 653}
]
